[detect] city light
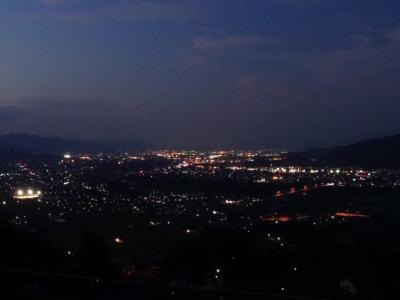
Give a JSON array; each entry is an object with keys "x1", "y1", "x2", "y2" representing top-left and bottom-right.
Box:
[
  {"x1": 13, "y1": 188, "x2": 42, "y2": 200},
  {"x1": 114, "y1": 237, "x2": 124, "y2": 244}
]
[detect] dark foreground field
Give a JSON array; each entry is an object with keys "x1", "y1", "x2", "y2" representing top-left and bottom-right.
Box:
[{"x1": 0, "y1": 186, "x2": 399, "y2": 299}]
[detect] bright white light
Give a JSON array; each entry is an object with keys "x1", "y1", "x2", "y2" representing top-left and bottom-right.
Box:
[
  {"x1": 115, "y1": 237, "x2": 123, "y2": 244},
  {"x1": 64, "y1": 154, "x2": 72, "y2": 159},
  {"x1": 14, "y1": 188, "x2": 42, "y2": 200}
]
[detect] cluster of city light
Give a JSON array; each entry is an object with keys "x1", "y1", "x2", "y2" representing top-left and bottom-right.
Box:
[
  {"x1": 335, "y1": 212, "x2": 370, "y2": 218},
  {"x1": 14, "y1": 188, "x2": 42, "y2": 200},
  {"x1": 263, "y1": 215, "x2": 291, "y2": 223}
]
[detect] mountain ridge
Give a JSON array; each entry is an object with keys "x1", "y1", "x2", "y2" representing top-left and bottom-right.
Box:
[
  {"x1": 285, "y1": 134, "x2": 400, "y2": 168},
  {"x1": 0, "y1": 133, "x2": 145, "y2": 154}
]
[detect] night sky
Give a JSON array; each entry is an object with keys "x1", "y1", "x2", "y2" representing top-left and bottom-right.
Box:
[{"x1": 1, "y1": 0, "x2": 400, "y2": 150}]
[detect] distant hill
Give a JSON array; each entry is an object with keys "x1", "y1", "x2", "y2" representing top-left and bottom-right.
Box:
[
  {"x1": 0, "y1": 134, "x2": 145, "y2": 154},
  {"x1": 0, "y1": 144, "x2": 57, "y2": 163},
  {"x1": 286, "y1": 134, "x2": 400, "y2": 169}
]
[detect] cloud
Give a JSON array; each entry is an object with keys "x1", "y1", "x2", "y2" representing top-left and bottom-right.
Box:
[
  {"x1": 37, "y1": 0, "x2": 79, "y2": 7},
  {"x1": 4, "y1": 99, "x2": 163, "y2": 141},
  {"x1": 266, "y1": 0, "x2": 323, "y2": 8},
  {"x1": 0, "y1": 106, "x2": 28, "y2": 121},
  {"x1": 194, "y1": 26, "x2": 228, "y2": 36},
  {"x1": 181, "y1": 55, "x2": 209, "y2": 67},
  {"x1": 307, "y1": 30, "x2": 400, "y2": 96},
  {"x1": 183, "y1": 35, "x2": 272, "y2": 67},
  {"x1": 38, "y1": 0, "x2": 204, "y2": 23},
  {"x1": 226, "y1": 26, "x2": 400, "y2": 148},
  {"x1": 191, "y1": 35, "x2": 270, "y2": 51}
]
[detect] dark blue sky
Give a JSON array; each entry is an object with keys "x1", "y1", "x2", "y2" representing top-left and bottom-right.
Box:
[{"x1": 1, "y1": 0, "x2": 400, "y2": 149}]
